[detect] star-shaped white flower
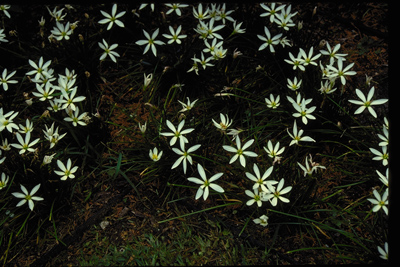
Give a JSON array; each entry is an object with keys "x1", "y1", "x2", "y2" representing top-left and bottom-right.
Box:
[
  {"x1": 98, "y1": 4, "x2": 126, "y2": 30},
  {"x1": 223, "y1": 136, "x2": 258, "y2": 167},
  {"x1": 12, "y1": 184, "x2": 44, "y2": 211},
  {"x1": 160, "y1": 120, "x2": 194, "y2": 147},
  {"x1": 348, "y1": 87, "x2": 388, "y2": 118},
  {"x1": 54, "y1": 158, "x2": 79, "y2": 180},
  {"x1": 135, "y1": 28, "x2": 165, "y2": 57},
  {"x1": 187, "y1": 163, "x2": 224, "y2": 201}
]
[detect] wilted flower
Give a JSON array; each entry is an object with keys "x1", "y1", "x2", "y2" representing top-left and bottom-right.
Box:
[
  {"x1": 212, "y1": 113, "x2": 232, "y2": 131},
  {"x1": 178, "y1": 97, "x2": 199, "y2": 112},
  {"x1": 253, "y1": 214, "x2": 269, "y2": 227}
]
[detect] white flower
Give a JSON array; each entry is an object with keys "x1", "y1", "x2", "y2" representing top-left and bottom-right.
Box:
[
  {"x1": 257, "y1": 26, "x2": 282, "y2": 53},
  {"x1": 215, "y1": 3, "x2": 235, "y2": 24},
  {"x1": 171, "y1": 143, "x2": 201, "y2": 174},
  {"x1": 232, "y1": 21, "x2": 246, "y2": 35},
  {"x1": 162, "y1": 25, "x2": 187, "y2": 44},
  {"x1": 187, "y1": 54, "x2": 199, "y2": 75},
  {"x1": 0, "y1": 172, "x2": 9, "y2": 190},
  {"x1": 260, "y1": 3, "x2": 286, "y2": 22},
  {"x1": 0, "y1": 68, "x2": 18, "y2": 91},
  {"x1": 178, "y1": 97, "x2": 199, "y2": 113},
  {"x1": 319, "y1": 42, "x2": 347, "y2": 64},
  {"x1": 326, "y1": 58, "x2": 357, "y2": 85},
  {"x1": 11, "y1": 184, "x2": 44, "y2": 211},
  {"x1": 263, "y1": 140, "x2": 285, "y2": 159},
  {"x1": 348, "y1": 87, "x2": 388, "y2": 118},
  {"x1": 0, "y1": 109, "x2": 19, "y2": 133},
  {"x1": 197, "y1": 18, "x2": 225, "y2": 40},
  {"x1": 1, "y1": 138, "x2": 11, "y2": 151},
  {"x1": 10, "y1": 132, "x2": 40, "y2": 154},
  {"x1": 143, "y1": 73, "x2": 153, "y2": 88},
  {"x1": 0, "y1": 5, "x2": 11, "y2": 19},
  {"x1": 292, "y1": 98, "x2": 317, "y2": 125},
  {"x1": 58, "y1": 88, "x2": 86, "y2": 111},
  {"x1": 203, "y1": 38, "x2": 223, "y2": 54},
  {"x1": 369, "y1": 146, "x2": 389, "y2": 166},
  {"x1": 245, "y1": 188, "x2": 264, "y2": 207},
  {"x1": 265, "y1": 94, "x2": 280, "y2": 109},
  {"x1": 223, "y1": 136, "x2": 258, "y2": 168},
  {"x1": 284, "y1": 51, "x2": 305, "y2": 71},
  {"x1": 64, "y1": 106, "x2": 88, "y2": 127},
  {"x1": 367, "y1": 188, "x2": 388, "y2": 215},
  {"x1": 377, "y1": 242, "x2": 388, "y2": 260},
  {"x1": 0, "y1": 29, "x2": 8, "y2": 43},
  {"x1": 98, "y1": 39, "x2": 120, "y2": 63},
  {"x1": 193, "y1": 3, "x2": 209, "y2": 20},
  {"x1": 194, "y1": 52, "x2": 214, "y2": 70},
  {"x1": 32, "y1": 82, "x2": 56, "y2": 101},
  {"x1": 274, "y1": 13, "x2": 295, "y2": 31},
  {"x1": 287, "y1": 120, "x2": 316, "y2": 146},
  {"x1": 245, "y1": 163, "x2": 275, "y2": 192},
  {"x1": 18, "y1": 118, "x2": 34, "y2": 134},
  {"x1": 54, "y1": 158, "x2": 79, "y2": 180},
  {"x1": 98, "y1": 4, "x2": 126, "y2": 30},
  {"x1": 187, "y1": 163, "x2": 224, "y2": 201},
  {"x1": 42, "y1": 153, "x2": 57, "y2": 165},
  {"x1": 149, "y1": 147, "x2": 163, "y2": 162},
  {"x1": 226, "y1": 128, "x2": 244, "y2": 141},
  {"x1": 47, "y1": 6, "x2": 66, "y2": 21},
  {"x1": 50, "y1": 21, "x2": 73, "y2": 41},
  {"x1": 26, "y1": 57, "x2": 52, "y2": 80},
  {"x1": 376, "y1": 168, "x2": 389, "y2": 187},
  {"x1": 165, "y1": 3, "x2": 188, "y2": 16},
  {"x1": 43, "y1": 122, "x2": 67, "y2": 149},
  {"x1": 263, "y1": 178, "x2": 292, "y2": 206},
  {"x1": 160, "y1": 120, "x2": 194, "y2": 147},
  {"x1": 212, "y1": 113, "x2": 232, "y2": 131},
  {"x1": 298, "y1": 47, "x2": 321, "y2": 66},
  {"x1": 138, "y1": 121, "x2": 147, "y2": 133},
  {"x1": 297, "y1": 155, "x2": 326, "y2": 177},
  {"x1": 377, "y1": 126, "x2": 389, "y2": 147},
  {"x1": 287, "y1": 77, "x2": 302, "y2": 91},
  {"x1": 318, "y1": 79, "x2": 337, "y2": 95},
  {"x1": 136, "y1": 28, "x2": 165, "y2": 57},
  {"x1": 253, "y1": 215, "x2": 269, "y2": 227}
]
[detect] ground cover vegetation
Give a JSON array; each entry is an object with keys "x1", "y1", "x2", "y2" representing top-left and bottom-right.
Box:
[{"x1": 0, "y1": 2, "x2": 390, "y2": 265}]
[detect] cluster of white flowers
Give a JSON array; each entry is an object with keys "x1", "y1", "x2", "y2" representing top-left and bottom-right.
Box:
[{"x1": 0, "y1": 6, "x2": 93, "y2": 212}]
